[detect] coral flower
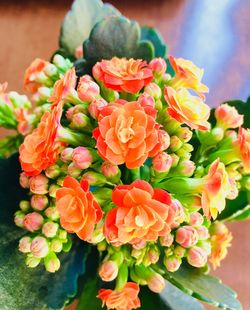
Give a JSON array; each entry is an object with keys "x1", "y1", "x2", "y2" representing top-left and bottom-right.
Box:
[
  {"x1": 233, "y1": 127, "x2": 250, "y2": 173},
  {"x1": 215, "y1": 104, "x2": 243, "y2": 130},
  {"x1": 93, "y1": 57, "x2": 153, "y2": 94},
  {"x1": 164, "y1": 86, "x2": 210, "y2": 131},
  {"x1": 48, "y1": 68, "x2": 77, "y2": 107},
  {"x1": 56, "y1": 176, "x2": 103, "y2": 240},
  {"x1": 202, "y1": 159, "x2": 232, "y2": 220},
  {"x1": 93, "y1": 99, "x2": 166, "y2": 169},
  {"x1": 98, "y1": 282, "x2": 140, "y2": 310},
  {"x1": 209, "y1": 222, "x2": 232, "y2": 269},
  {"x1": 24, "y1": 58, "x2": 49, "y2": 93},
  {"x1": 169, "y1": 56, "x2": 209, "y2": 96},
  {"x1": 104, "y1": 180, "x2": 174, "y2": 245},
  {"x1": 19, "y1": 102, "x2": 64, "y2": 176}
]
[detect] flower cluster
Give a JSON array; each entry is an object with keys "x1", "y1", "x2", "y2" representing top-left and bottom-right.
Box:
[{"x1": 8, "y1": 53, "x2": 249, "y2": 310}]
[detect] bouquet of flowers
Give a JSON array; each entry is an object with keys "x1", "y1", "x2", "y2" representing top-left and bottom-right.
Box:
[{"x1": 0, "y1": 1, "x2": 249, "y2": 309}]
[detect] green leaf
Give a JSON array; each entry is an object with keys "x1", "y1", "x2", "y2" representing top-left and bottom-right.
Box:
[
  {"x1": 0, "y1": 135, "x2": 23, "y2": 158},
  {"x1": 221, "y1": 204, "x2": 250, "y2": 222},
  {"x1": 227, "y1": 97, "x2": 250, "y2": 128},
  {"x1": 141, "y1": 26, "x2": 167, "y2": 58},
  {"x1": 77, "y1": 278, "x2": 102, "y2": 310},
  {"x1": 140, "y1": 282, "x2": 204, "y2": 310},
  {"x1": 83, "y1": 16, "x2": 155, "y2": 66},
  {"x1": 218, "y1": 191, "x2": 249, "y2": 221},
  {"x1": 164, "y1": 265, "x2": 242, "y2": 310},
  {"x1": 0, "y1": 154, "x2": 89, "y2": 310},
  {"x1": 59, "y1": 0, "x2": 121, "y2": 57}
]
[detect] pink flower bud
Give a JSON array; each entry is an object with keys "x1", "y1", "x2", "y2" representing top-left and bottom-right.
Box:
[
  {"x1": 176, "y1": 226, "x2": 199, "y2": 248},
  {"x1": 72, "y1": 146, "x2": 93, "y2": 169},
  {"x1": 19, "y1": 236, "x2": 32, "y2": 253},
  {"x1": 42, "y1": 221, "x2": 59, "y2": 238},
  {"x1": 88, "y1": 98, "x2": 108, "y2": 119},
  {"x1": 67, "y1": 163, "x2": 82, "y2": 178},
  {"x1": 147, "y1": 247, "x2": 160, "y2": 264},
  {"x1": 30, "y1": 236, "x2": 49, "y2": 258},
  {"x1": 174, "y1": 245, "x2": 186, "y2": 258},
  {"x1": 75, "y1": 45, "x2": 83, "y2": 59},
  {"x1": 60, "y1": 147, "x2": 74, "y2": 162},
  {"x1": 170, "y1": 136, "x2": 183, "y2": 152},
  {"x1": 158, "y1": 130, "x2": 171, "y2": 152},
  {"x1": 51, "y1": 239, "x2": 63, "y2": 252},
  {"x1": 148, "y1": 273, "x2": 165, "y2": 293},
  {"x1": 81, "y1": 171, "x2": 106, "y2": 186},
  {"x1": 160, "y1": 234, "x2": 174, "y2": 247},
  {"x1": 29, "y1": 174, "x2": 49, "y2": 195},
  {"x1": 77, "y1": 75, "x2": 100, "y2": 102},
  {"x1": 19, "y1": 172, "x2": 30, "y2": 188},
  {"x1": 176, "y1": 160, "x2": 195, "y2": 177},
  {"x1": 149, "y1": 58, "x2": 167, "y2": 78},
  {"x1": 137, "y1": 93, "x2": 155, "y2": 108},
  {"x1": 132, "y1": 239, "x2": 147, "y2": 250},
  {"x1": 25, "y1": 256, "x2": 41, "y2": 268},
  {"x1": 215, "y1": 104, "x2": 243, "y2": 129},
  {"x1": 152, "y1": 152, "x2": 173, "y2": 173},
  {"x1": 189, "y1": 212, "x2": 204, "y2": 226},
  {"x1": 19, "y1": 200, "x2": 30, "y2": 212},
  {"x1": 31, "y1": 194, "x2": 48, "y2": 211},
  {"x1": 99, "y1": 260, "x2": 119, "y2": 282},
  {"x1": 45, "y1": 207, "x2": 60, "y2": 221},
  {"x1": 45, "y1": 164, "x2": 60, "y2": 179},
  {"x1": 164, "y1": 256, "x2": 182, "y2": 272},
  {"x1": 187, "y1": 246, "x2": 207, "y2": 267},
  {"x1": 70, "y1": 113, "x2": 91, "y2": 129},
  {"x1": 196, "y1": 226, "x2": 209, "y2": 240},
  {"x1": 144, "y1": 83, "x2": 161, "y2": 99},
  {"x1": 44, "y1": 252, "x2": 60, "y2": 272},
  {"x1": 101, "y1": 162, "x2": 121, "y2": 183},
  {"x1": 170, "y1": 154, "x2": 179, "y2": 167},
  {"x1": 169, "y1": 199, "x2": 185, "y2": 228},
  {"x1": 23, "y1": 212, "x2": 44, "y2": 232},
  {"x1": 14, "y1": 211, "x2": 25, "y2": 227}
]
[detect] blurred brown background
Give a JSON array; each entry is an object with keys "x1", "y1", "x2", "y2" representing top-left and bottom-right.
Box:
[{"x1": 0, "y1": 0, "x2": 249, "y2": 309}]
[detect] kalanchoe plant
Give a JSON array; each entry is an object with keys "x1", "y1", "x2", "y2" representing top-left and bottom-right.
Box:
[{"x1": 0, "y1": 0, "x2": 249, "y2": 309}]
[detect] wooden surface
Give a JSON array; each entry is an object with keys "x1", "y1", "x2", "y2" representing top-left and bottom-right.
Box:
[{"x1": 0, "y1": 0, "x2": 249, "y2": 308}]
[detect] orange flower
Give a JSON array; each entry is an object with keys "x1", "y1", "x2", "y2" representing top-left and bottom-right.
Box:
[
  {"x1": 169, "y1": 56, "x2": 209, "y2": 96},
  {"x1": 104, "y1": 180, "x2": 174, "y2": 246},
  {"x1": 209, "y1": 222, "x2": 232, "y2": 269},
  {"x1": 56, "y1": 176, "x2": 103, "y2": 240},
  {"x1": 164, "y1": 86, "x2": 210, "y2": 131},
  {"x1": 234, "y1": 128, "x2": 250, "y2": 173},
  {"x1": 93, "y1": 99, "x2": 166, "y2": 169},
  {"x1": 215, "y1": 104, "x2": 243, "y2": 130},
  {"x1": 19, "y1": 103, "x2": 64, "y2": 176},
  {"x1": 202, "y1": 159, "x2": 231, "y2": 220},
  {"x1": 93, "y1": 57, "x2": 153, "y2": 94},
  {"x1": 48, "y1": 68, "x2": 77, "y2": 107},
  {"x1": 98, "y1": 282, "x2": 140, "y2": 310},
  {"x1": 24, "y1": 58, "x2": 49, "y2": 93}
]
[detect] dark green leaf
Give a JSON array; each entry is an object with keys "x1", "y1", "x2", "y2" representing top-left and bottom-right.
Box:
[
  {"x1": 222, "y1": 204, "x2": 250, "y2": 222},
  {"x1": 164, "y1": 265, "x2": 242, "y2": 310},
  {"x1": 0, "y1": 154, "x2": 89, "y2": 310},
  {"x1": 59, "y1": 0, "x2": 121, "y2": 57},
  {"x1": 84, "y1": 16, "x2": 154, "y2": 66},
  {"x1": 77, "y1": 278, "x2": 102, "y2": 310},
  {"x1": 141, "y1": 26, "x2": 167, "y2": 58}
]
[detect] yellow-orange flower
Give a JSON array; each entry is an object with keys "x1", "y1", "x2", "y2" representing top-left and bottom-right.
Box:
[
  {"x1": 93, "y1": 98, "x2": 167, "y2": 169},
  {"x1": 19, "y1": 102, "x2": 64, "y2": 176},
  {"x1": 234, "y1": 128, "x2": 250, "y2": 174},
  {"x1": 202, "y1": 159, "x2": 232, "y2": 220},
  {"x1": 93, "y1": 57, "x2": 153, "y2": 94},
  {"x1": 104, "y1": 180, "x2": 175, "y2": 246},
  {"x1": 169, "y1": 56, "x2": 209, "y2": 96},
  {"x1": 215, "y1": 104, "x2": 243, "y2": 129},
  {"x1": 24, "y1": 58, "x2": 49, "y2": 93},
  {"x1": 98, "y1": 282, "x2": 140, "y2": 310},
  {"x1": 56, "y1": 176, "x2": 103, "y2": 241},
  {"x1": 164, "y1": 86, "x2": 210, "y2": 131},
  {"x1": 209, "y1": 222, "x2": 232, "y2": 269},
  {"x1": 48, "y1": 68, "x2": 77, "y2": 107}
]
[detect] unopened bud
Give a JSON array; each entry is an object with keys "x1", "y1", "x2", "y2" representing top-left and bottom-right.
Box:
[
  {"x1": 72, "y1": 146, "x2": 93, "y2": 169},
  {"x1": 149, "y1": 58, "x2": 167, "y2": 79},
  {"x1": 77, "y1": 75, "x2": 100, "y2": 102},
  {"x1": 147, "y1": 246, "x2": 160, "y2": 265},
  {"x1": 60, "y1": 147, "x2": 74, "y2": 162},
  {"x1": 58, "y1": 229, "x2": 67, "y2": 241},
  {"x1": 19, "y1": 172, "x2": 30, "y2": 188},
  {"x1": 88, "y1": 98, "x2": 108, "y2": 119},
  {"x1": 81, "y1": 171, "x2": 106, "y2": 186},
  {"x1": 164, "y1": 255, "x2": 182, "y2": 272},
  {"x1": 44, "y1": 252, "x2": 61, "y2": 272},
  {"x1": 31, "y1": 236, "x2": 49, "y2": 258},
  {"x1": 176, "y1": 226, "x2": 199, "y2": 248},
  {"x1": 42, "y1": 221, "x2": 59, "y2": 238},
  {"x1": 152, "y1": 152, "x2": 172, "y2": 173},
  {"x1": 196, "y1": 226, "x2": 209, "y2": 240},
  {"x1": 29, "y1": 174, "x2": 49, "y2": 195},
  {"x1": 37, "y1": 87, "x2": 52, "y2": 100},
  {"x1": 144, "y1": 83, "x2": 161, "y2": 99},
  {"x1": 45, "y1": 164, "x2": 60, "y2": 179},
  {"x1": 19, "y1": 236, "x2": 32, "y2": 253},
  {"x1": 174, "y1": 160, "x2": 195, "y2": 177},
  {"x1": 44, "y1": 63, "x2": 58, "y2": 77},
  {"x1": 97, "y1": 240, "x2": 107, "y2": 252},
  {"x1": 170, "y1": 136, "x2": 183, "y2": 152},
  {"x1": 170, "y1": 154, "x2": 179, "y2": 167},
  {"x1": 174, "y1": 245, "x2": 186, "y2": 258},
  {"x1": 67, "y1": 163, "x2": 82, "y2": 178},
  {"x1": 175, "y1": 127, "x2": 192, "y2": 142},
  {"x1": 25, "y1": 255, "x2": 41, "y2": 268},
  {"x1": 23, "y1": 212, "x2": 43, "y2": 232},
  {"x1": 160, "y1": 234, "x2": 174, "y2": 247},
  {"x1": 14, "y1": 211, "x2": 25, "y2": 227},
  {"x1": 187, "y1": 246, "x2": 207, "y2": 268},
  {"x1": 99, "y1": 260, "x2": 119, "y2": 282},
  {"x1": 45, "y1": 207, "x2": 60, "y2": 221},
  {"x1": 51, "y1": 239, "x2": 63, "y2": 252},
  {"x1": 101, "y1": 162, "x2": 121, "y2": 183},
  {"x1": 49, "y1": 184, "x2": 60, "y2": 198},
  {"x1": 70, "y1": 113, "x2": 91, "y2": 129},
  {"x1": 189, "y1": 212, "x2": 203, "y2": 226},
  {"x1": 19, "y1": 200, "x2": 30, "y2": 212},
  {"x1": 31, "y1": 194, "x2": 48, "y2": 211},
  {"x1": 147, "y1": 273, "x2": 165, "y2": 293},
  {"x1": 53, "y1": 54, "x2": 72, "y2": 71}
]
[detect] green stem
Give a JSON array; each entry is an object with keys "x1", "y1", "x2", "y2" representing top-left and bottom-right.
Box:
[
  {"x1": 153, "y1": 177, "x2": 203, "y2": 194},
  {"x1": 130, "y1": 168, "x2": 141, "y2": 182},
  {"x1": 115, "y1": 264, "x2": 128, "y2": 291},
  {"x1": 57, "y1": 126, "x2": 95, "y2": 147}
]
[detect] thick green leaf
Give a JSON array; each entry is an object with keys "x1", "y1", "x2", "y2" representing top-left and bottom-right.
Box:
[
  {"x1": 141, "y1": 26, "x2": 167, "y2": 58},
  {"x1": 59, "y1": 0, "x2": 121, "y2": 57},
  {"x1": 222, "y1": 204, "x2": 250, "y2": 222},
  {"x1": 218, "y1": 191, "x2": 249, "y2": 221},
  {"x1": 227, "y1": 97, "x2": 250, "y2": 128},
  {"x1": 164, "y1": 265, "x2": 242, "y2": 310},
  {"x1": 84, "y1": 16, "x2": 154, "y2": 66},
  {"x1": 140, "y1": 282, "x2": 204, "y2": 310},
  {"x1": 77, "y1": 278, "x2": 102, "y2": 310},
  {"x1": 0, "y1": 154, "x2": 88, "y2": 310}
]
